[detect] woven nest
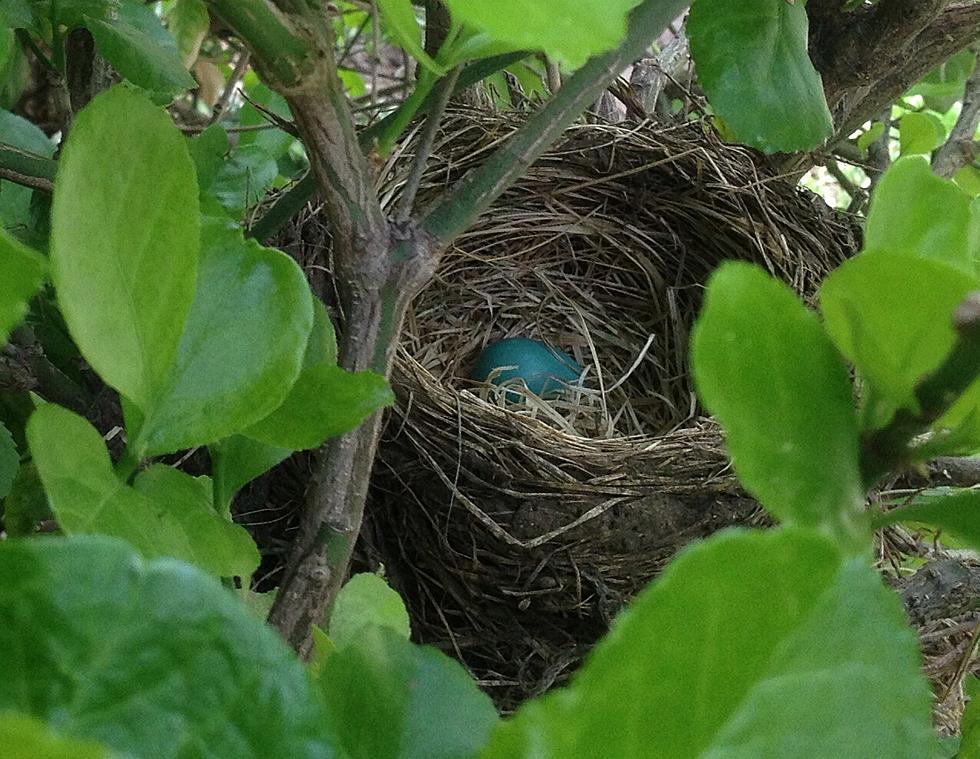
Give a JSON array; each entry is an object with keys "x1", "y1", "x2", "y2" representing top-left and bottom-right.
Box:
[{"x1": 279, "y1": 110, "x2": 859, "y2": 709}]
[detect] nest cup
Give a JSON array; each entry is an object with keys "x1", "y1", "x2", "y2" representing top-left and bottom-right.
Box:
[{"x1": 288, "y1": 110, "x2": 858, "y2": 709}]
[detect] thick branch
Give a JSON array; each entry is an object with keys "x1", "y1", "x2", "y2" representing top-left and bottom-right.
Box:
[
  {"x1": 933, "y1": 52, "x2": 980, "y2": 178},
  {"x1": 205, "y1": 0, "x2": 312, "y2": 88},
  {"x1": 824, "y1": 3, "x2": 980, "y2": 141},
  {"x1": 422, "y1": 0, "x2": 692, "y2": 243}
]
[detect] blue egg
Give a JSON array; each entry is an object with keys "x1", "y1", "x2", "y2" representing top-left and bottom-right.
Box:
[{"x1": 471, "y1": 337, "x2": 582, "y2": 399}]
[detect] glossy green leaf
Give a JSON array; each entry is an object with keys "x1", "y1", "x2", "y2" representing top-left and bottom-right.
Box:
[
  {"x1": 28, "y1": 404, "x2": 259, "y2": 577},
  {"x1": 186, "y1": 123, "x2": 229, "y2": 191},
  {"x1": 243, "y1": 365, "x2": 392, "y2": 450},
  {"x1": 0, "y1": 713, "x2": 113, "y2": 759},
  {"x1": 442, "y1": 0, "x2": 638, "y2": 68},
  {"x1": 210, "y1": 435, "x2": 291, "y2": 514},
  {"x1": 85, "y1": 4, "x2": 195, "y2": 96},
  {"x1": 865, "y1": 157, "x2": 977, "y2": 274},
  {"x1": 167, "y1": 0, "x2": 209, "y2": 68},
  {"x1": 321, "y1": 625, "x2": 497, "y2": 759},
  {"x1": 0, "y1": 419, "x2": 17, "y2": 498},
  {"x1": 0, "y1": 536, "x2": 339, "y2": 758},
  {"x1": 898, "y1": 112, "x2": 946, "y2": 156},
  {"x1": 691, "y1": 262, "x2": 863, "y2": 533},
  {"x1": 688, "y1": 0, "x2": 832, "y2": 153},
  {"x1": 330, "y1": 573, "x2": 411, "y2": 649},
  {"x1": 50, "y1": 86, "x2": 199, "y2": 408},
  {"x1": 377, "y1": 0, "x2": 444, "y2": 74},
  {"x1": 874, "y1": 490, "x2": 980, "y2": 554},
  {"x1": 135, "y1": 219, "x2": 313, "y2": 456},
  {"x1": 820, "y1": 252, "x2": 979, "y2": 428},
  {"x1": 0, "y1": 227, "x2": 45, "y2": 345},
  {"x1": 482, "y1": 529, "x2": 935, "y2": 758}
]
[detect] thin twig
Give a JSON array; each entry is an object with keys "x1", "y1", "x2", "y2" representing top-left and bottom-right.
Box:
[
  {"x1": 395, "y1": 67, "x2": 461, "y2": 223},
  {"x1": 208, "y1": 50, "x2": 251, "y2": 126},
  {"x1": 0, "y1": 167, "x2": 53, "y2": 192}
]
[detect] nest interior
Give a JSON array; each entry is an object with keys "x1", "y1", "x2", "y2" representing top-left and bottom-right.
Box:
[{"x1": 280, "y1": 111, "x2": 859, "y2": 709}]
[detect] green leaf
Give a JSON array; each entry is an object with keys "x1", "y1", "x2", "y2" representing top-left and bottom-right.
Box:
[
  {"x1": 898, "y1": 112, "x2": 946, "y2": 156},
  {"x1": 50, "y1": 86, "x2": 199, "y2": 409},
  {"x1": 874, "y1": 490, "x2": 980, "y2": 554},
  {"x1": 186, "y1": 124, "x2": 229, "y2": 191},
  {"x1": 212, "y1": 143, "x2": 280, "y2": 215},
  {"x1": 0, "y1": 713, "x2": 113, "y2": 759},
  {"x1": 330, "y1": 572, "x2": 411, "y2": 649},
  {"x1": 865, "y1": 156, "x2": 977, "y2": 274},
  {"x1": 0, "y1": 108, "x2": 54, "y2": 156},
  {"x1": 482, "y1": 528, "x2": 935, "y2": 758},
  {"x1": 243, "y1": 365, "x2": 393, "y2": 451},
  {"x1": 690, "y1": 262, "x2": 863, "y2": 534},
  {"x1": 210, "y1": 435, "x2": 291, "y2": 513},
  {"x1": 0, "y1": 419, "x2": 18, "y2": 498},
  {"x1": 441, "y1": 0, "x2": 638, "y2": 69},
  {"x1": 0, "y1": 227, "x2": 45, "y2": 346},
  {"x1": 85, "y1": 4, "x2": 195, "y2": 96},
  {"x1": 819, "y1": 252, "x2": 979, "y2": 428},
  {"x1": 132, "y1": 464, "x2": 259, "y2": 578},
  {"x1": 909, "y1": 48, "x2": 977, "y2": 113},
  {"x1": 956, "y1": 165, "x2": 980, "y2": 198},
  {"x1": 857, "y1": 121, "x2": 886, "y2": 153},
  {"x1": 961, "y1": 675, "x2": 980, "y2": 759},
  {"x1": 688, "y1": 0, "x2": 832, "y2": 153},
  {"x1": 135, "y1": 218, "x2": 313, "y2": 456},
  {"x1": 321, "y1": 626, "x2": 497, "y2": 759},
  {"x1": 0, "y1": 536, "x2": 339, "y2": 757},
  {"x1": 2, "y1": 461, "x2": 50, "y2": 537},
  {"x1": 376, "y1": 0, "x2": 445, "y2": 74},
  {"x1": 167, "y1": 0, "x2": 209, "y2": 68},
  {"x1": 28, "y1": 404, "x2": 259, "y2": 577},
  {"x1": 0, "y1": 1, "x2": 33, "y2": 29},
  {"x1": 306, "y1": 297, "x2": 338, "y2": 367}
]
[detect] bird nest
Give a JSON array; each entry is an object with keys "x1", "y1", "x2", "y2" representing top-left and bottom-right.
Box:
[{"x1": 280, "y1": 110, "x2": 858, "y2": 709}]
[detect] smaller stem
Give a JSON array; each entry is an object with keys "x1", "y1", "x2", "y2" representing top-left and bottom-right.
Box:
[
  {"x1": 208, "y1": 50, "x2": 251, "y2": 126},
  {"x1": 395, "y1": 66, "x2": 460, "y2": 223},
  {"x1": 0, "y1": 145, "x2": 57, "y2": 193},
  {"x1": 933, "y1": 48, "x2": 980, "y2": 178}
]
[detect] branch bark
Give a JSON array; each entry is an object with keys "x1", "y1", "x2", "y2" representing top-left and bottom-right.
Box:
[
  {"x1": 814, "y1": 2, "x2": 980, "y2": 142},
  {"x1": 933, "y1": 50, "x2": 980, "y2": 178}
]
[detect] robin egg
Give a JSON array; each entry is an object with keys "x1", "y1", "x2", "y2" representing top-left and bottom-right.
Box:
[{"x1": 471, "y1": 337, "x2": 582, "y2": 399}]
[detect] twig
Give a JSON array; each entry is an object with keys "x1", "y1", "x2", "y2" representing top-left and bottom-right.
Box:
[
  {"x1": 933, "y1": 50, "x2": 980, "y2": 178},
  {"x1": 867, "y1": 108, "x2": 892, "y2": 190},
  {"x1": 422, "y1": 0, "x2": 692, "y2": 244},
  {"x1": 208, "y1": 50, "x2": 251, "y2": 126},
  {"x1": 395, "y1": 66, "x2": 461, "y2": 223},
  {"x1": 0, "y1": 167, "x2": 53, "y2": 193}
]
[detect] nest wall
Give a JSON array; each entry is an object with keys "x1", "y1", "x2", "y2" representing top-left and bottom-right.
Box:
[{"x1": 284, "y1": 111, "x2": 859, "y2": 708}]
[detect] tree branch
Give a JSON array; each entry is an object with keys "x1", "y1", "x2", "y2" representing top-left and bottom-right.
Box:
[
  {"x1": 422, "y1": 0, "x2": 692, "y2": 244},
  {"x1": 933, "y1": 49, "x2": 980, "y2": 178},
  {"x1": 205, "y1": 0, "x2": 313, "y2": 88},
  {"x1": 0, "y1": 145, "x2": 56, "y2": 192}
]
